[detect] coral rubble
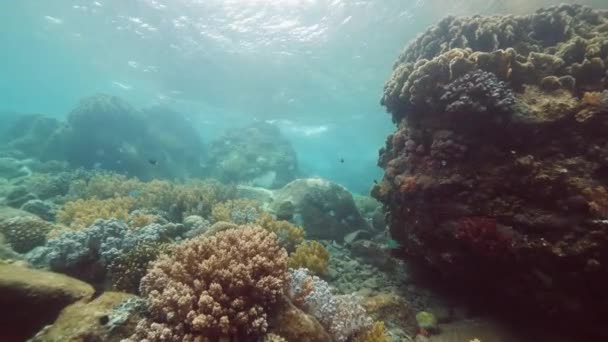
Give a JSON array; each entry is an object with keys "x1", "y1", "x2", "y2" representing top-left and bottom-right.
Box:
[{"x1": 375, "y1": 4, "x2": 608, "y2": 337}]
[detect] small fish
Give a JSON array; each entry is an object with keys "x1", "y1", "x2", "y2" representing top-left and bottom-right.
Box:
[
  {"x1": 340, "y1": 158, "x2": 345, "y2": 163},
  {"x1": 148, "y1": 159, "x2": 158, "y2": 166},
  {"x1": 373, "y1": 179, "x2": 378, "y2": 184}
]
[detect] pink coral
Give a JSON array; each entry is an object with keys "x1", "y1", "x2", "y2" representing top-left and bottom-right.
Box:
[{"x1": 125, "y1": 226, "x2": 289, "y2": 341}]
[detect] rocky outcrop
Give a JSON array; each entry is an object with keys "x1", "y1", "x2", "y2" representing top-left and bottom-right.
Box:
[
  {"x1": 375, "y1": 4, "x2": 608, "y2": 338},
  {"x1": 0, "y1": 263, "x2": 94, "y2": 341},
  {"x1": 271, "y1": 178, "x2": 371, "y2": 240}
]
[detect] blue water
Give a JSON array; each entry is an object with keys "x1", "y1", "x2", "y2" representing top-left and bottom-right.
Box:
[{"x1": 1, "y1": 0, "x2": 604, "y2": 193}]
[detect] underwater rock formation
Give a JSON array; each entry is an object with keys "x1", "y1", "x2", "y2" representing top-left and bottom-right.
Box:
[
  {"x1": 43, "y1": 94, "x2": 205, "y2": 180},
  {"x1": 30, "y1": 292, "x2": 143, "y2": 342},
  {"x1": 375, "y1": 4, "x2": 608, "y2": 337},
  {"x1": 206, "y1": 122, "x2": 298, "y2": 188},
  {"x1": 0, "y1": 114, "x2": 61, "y2": 158},
  {"x1": 271, "y1": 178, "x2": 371, "y2": 240},
  {"x1": 0, "y1": 263, "x2": 94, "y2": 341}
]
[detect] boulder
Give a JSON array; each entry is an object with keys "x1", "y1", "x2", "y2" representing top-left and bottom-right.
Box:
[
  {"x1": 30, "y1": 292, "x2": 143, "y2": 342},
  {"x1": 0, "y1": 263, "x2": 94, "y2": 341},
  {"x1": 271, "y1": 178, "x2": 370, "y2": 240}
]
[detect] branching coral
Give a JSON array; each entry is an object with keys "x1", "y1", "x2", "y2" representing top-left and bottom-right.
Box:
[
  {"x1": 211, "y1": 199, "x2": 262, "y2": 224},
  {"x1": 256, "y1": 212, "x2": 304, "y2": 252},
  {"x1": 288, "y1": 241, "x2": 330, "y2": 275},
  {"x1": 0, "y1": 216, "x2": 53, "y2": 253},
  {"x1": 127, "y1": 226, "x2": 288, "y2": 341},
  {"x1": 57, "y1": 197, "x2": 135, "y2": 230}
]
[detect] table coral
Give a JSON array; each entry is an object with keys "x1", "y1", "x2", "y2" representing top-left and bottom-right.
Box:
[{"x1": 126, "y1": 226, "x2": 288, "y2": 341}]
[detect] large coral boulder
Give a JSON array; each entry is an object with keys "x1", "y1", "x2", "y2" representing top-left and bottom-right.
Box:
[
  {"x1": 374, "y1": 4, "x2": 608, "y2": 338},
  {"x1": 206, "y1": 122, "x2": 298, "y2": 188},
  {"x1": 0, "y1": 263, "x2": 94, "y2": 341},
  {"x1": 271, "y1": 178, "x2": 371, "y2": 240},
  {"x1": 30, "y1": 292, "x2": 142, "y2": 342}
]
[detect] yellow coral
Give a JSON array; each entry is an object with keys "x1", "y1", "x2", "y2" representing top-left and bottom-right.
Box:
[
  {"x1": 355, "y1": 321, "x2": 388, "y2": 342},
  {"x1": 211, "y1": 199, "x2": 261, "y2": 224},
  {"x1": 136, "y1": 179, "x2": 235, "y2": 218},
  {"x1": 256, "y1": 212, "x2": 305, "y2": 252},
  {"x1": 79, "y1": 172, "x2": 142, "y2": 199},
  {"x1": 287, "y1": 240, "x2": 330, "y2": 275},
  {"x1": 128, "y1": 211, "x2": 160, "y2": 229},
  {"x1": 57, "y1": 197, "x2": 135, "y2": 229}
]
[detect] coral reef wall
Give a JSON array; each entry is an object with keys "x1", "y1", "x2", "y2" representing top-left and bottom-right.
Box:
[{"x1": 374, "y1": 4, "x2": 608, "y2": 336}]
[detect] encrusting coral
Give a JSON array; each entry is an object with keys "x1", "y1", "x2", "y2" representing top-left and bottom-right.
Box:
[
  {"x1": 288, "y1": 240, "x2": 330, "y2": 276},
  {"x1": 125, "y1": 226, "x2": 289, "y2": 341}
]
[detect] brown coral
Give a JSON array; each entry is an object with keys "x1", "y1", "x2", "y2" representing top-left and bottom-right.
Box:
[{"x1": 127, "y1": 226, "x2": 288, "y2": 341}]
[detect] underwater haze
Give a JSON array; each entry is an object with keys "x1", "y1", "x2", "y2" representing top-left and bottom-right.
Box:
[
  {"x1": 2, "y1": 1, "x2": 608, "y2": 341},
  {"x1": 2, "y1": 0, "x2": 602, "y2": 192}
]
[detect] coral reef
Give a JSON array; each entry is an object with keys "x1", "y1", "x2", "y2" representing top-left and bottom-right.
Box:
[
  {"x1": 288, "y1": 241, "x2": 330, "y2": 275},
  {"x1": 127, "y1": 226, "x2": 288, "y2": 340},
  {"x1": 375, "y1": 4, "x2": 608, "y2": 337},
  {"x1": 206, "y1": 122, "x2": 298, "y2": 188}
]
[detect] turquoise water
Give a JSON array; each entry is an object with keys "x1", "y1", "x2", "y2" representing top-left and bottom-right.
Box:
[{"x1": 4, "y1": 0, "x2": 601, "y2": 192}]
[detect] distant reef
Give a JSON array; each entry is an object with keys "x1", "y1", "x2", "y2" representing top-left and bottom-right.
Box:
[
  {"x1": 374, "y1": 4, "x2": 608, "y2": 337},
  {"x1": 206, "y1": 122, "x2": 298, "y2": 188}
]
